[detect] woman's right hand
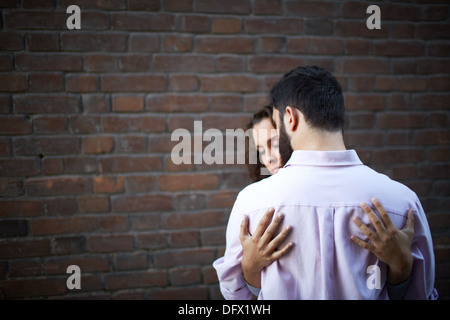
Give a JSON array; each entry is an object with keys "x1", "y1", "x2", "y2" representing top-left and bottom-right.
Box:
[{"x1": 239, "y1": 208, "x2": 293, "y2": 289}]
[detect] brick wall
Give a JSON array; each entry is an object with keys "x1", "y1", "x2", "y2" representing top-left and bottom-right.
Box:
[{"x1": 0, "y1": 0, "x2": 449, "y2": 299}]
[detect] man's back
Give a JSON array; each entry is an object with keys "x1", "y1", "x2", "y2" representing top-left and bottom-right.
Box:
[{"x1": 214, "y1": 150, "x2": 437, "y2": 299}]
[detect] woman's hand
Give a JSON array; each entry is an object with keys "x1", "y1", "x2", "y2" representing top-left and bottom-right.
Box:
[
  {"x1": 239, "y1": 208, "x2": 293, "y2": 288},
  {"x1": 351, "y1": 198, "x2": 415, "y2": 285}
]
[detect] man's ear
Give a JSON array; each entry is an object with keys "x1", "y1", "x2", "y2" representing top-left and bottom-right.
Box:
[{"x1": 284, "y1": 106, "x2": 300, "y2": 132}]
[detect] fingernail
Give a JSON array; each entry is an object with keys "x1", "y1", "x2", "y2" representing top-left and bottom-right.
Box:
[{"x1": 277, "y1": 212, "x2": 284, "y2": 218}]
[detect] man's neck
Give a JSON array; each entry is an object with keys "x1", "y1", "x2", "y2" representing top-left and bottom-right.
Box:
[{"x1": 291, "y1": 129, "x2": 346, "y2": 151}]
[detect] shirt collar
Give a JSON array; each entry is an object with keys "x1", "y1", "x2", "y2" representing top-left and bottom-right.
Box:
[{"x1": 284, "y1": 149, "x2": 363, "y2": 167}]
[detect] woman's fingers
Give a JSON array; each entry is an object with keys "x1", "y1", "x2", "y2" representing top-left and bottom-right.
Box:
[
  {"x1": 402, "y1": 208, "x2": 415, "y2": 239},
  {"x1": 253, "y1": 208, "x2": 275, "y2": 239},
  {"x1": 271, "y1": 241, "x2": 294, "y2": 261},
  {"x1": 267, "y1": 224, "x2": 292, "y2": 252},
  {"x1": 360, "y1": 201, "x2": 386, "y2": 235},
  {"x1": 350, "y1": 234, "x2": 376, "y2": 253},
  {"x1": 260, "y1": 211, "x2": 285, "y2": 245},
  {"x1": 239, "y1": 214, "x2": 250, "y2": 244},
  {"x1": 371, "y1": 198, "x2": 395, "y2": 232},
  {"x1": 353, "y1": 216, "x2": 378, "y2": 243}
]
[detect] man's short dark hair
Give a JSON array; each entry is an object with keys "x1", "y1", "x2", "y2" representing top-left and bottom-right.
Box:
[{"x1": 270, "y1": 66, "x2": 345, "y2": 132}]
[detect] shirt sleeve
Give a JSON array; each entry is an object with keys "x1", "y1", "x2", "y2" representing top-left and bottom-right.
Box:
[
  {"x1": 402, "y1": 198, "x2": 439, "y2": 300},
  {"x1": 212, "y1": 193, "x2": 253, "y2": 300}
]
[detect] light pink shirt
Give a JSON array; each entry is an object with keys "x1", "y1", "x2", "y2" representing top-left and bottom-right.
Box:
[{"x1": 213, "y1": 150, "x2": 438, "y2": 300}]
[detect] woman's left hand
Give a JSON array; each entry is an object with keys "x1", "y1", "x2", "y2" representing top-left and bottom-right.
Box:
[{"x1": 351, "y1": 198, "x2": 414, "y2": 285}]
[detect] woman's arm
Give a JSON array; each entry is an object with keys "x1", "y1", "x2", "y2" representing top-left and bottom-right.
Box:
[{"x1": 239, "y1": 208, "x2": 293, "y2": 290}]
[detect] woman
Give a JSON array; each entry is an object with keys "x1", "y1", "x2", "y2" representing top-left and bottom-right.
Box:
[{"x1": 239, "y1": 106, "x2": 415, "y2": 298}]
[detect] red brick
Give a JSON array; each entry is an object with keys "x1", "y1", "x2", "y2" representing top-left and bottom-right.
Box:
[
  {"x1": 211, "y1": 17, "x2": 241, "y2": 34},
  {"x1": 0, "y1": 179, "x2": 24, "y2": 198},
  {"x1": 3, "y1": 278, "x2": 66, "y2": 299},
  {"x1": 66, "y1": 74, "x2": 98, "y2": 92},
  {"x1": 87, "y1": 234, "x2": 134, "y2": 252},
  {"x1": 0, "y1": 32, "x2": 23, "y2": 51},
  {"x1": 210, "y1": 94, "x2": 242, "y2": 112},
  {"x1": 344, "y1": 94, "x2": 384, "y2": 111},
  {"x1": 215, "y1": 55, "x2": 245, "y2": 72},
  {"x1": 115, "y1": 135, "x2": 146, "y2": 153},
  {"x1": 0, "y1": 159, "x2": 40, "y2": 177},
  {"x1": 112, "y1": 12, "x2": 176, "y2": 31},
  {"x1": 114, "y1": 252, "x2": 147, "y2": 271},
  {"x1": 0, "y1": 239, "x2": 50, "y2": 258},
  {"x1": 34, "y1": 115, "x2": 66, "y2": 134},
  {"x1": 118, "y1": 54, "x2": 151, "y2": 72},
  {"x1": 45, "y1": 255, "x2": 109, "y2": 274},
  {"x1": 168, "y1": 74, "x2": 199, "y2": 92},
  {"x1": 194, "y1": 0, "x2": 250, "y2": 14},
  {"x1": 105, "y1": 271, "x2": 167, "y2": 290},
  {"x1": 146, "y1": 94, "x2": 208, "y2": 112},
  {"x1": 169, "y1": 230, "x2": 199, "y2": 247},
  {"x1": 69, "y1": 115, "x2": 101, "y2": 133},
  {"x1": 81, "y1": 95, "x2": 109, "y2": 114},
  {"x1": 93, "y1": 176, "x2": 124, "y2": 193},
  {"x1": 4, "y1": 11, "x2": 67, "y2": 30},
  {"x1": 253, "y1": 0, "x2": 282, "y2": 15},
  {"x1": 245, "y1": 17, "x2": 303, "y2": 34},
  {"x1": 29, "y1": 73, "x2": 64, "y2": 92},
  {"x1": 153, "y1": 248, "x2": 215, "y2": 268},
  {"x1": 61, "y1": 33, "x2": 127, "y2": 52},
  {"x1": 377, "y1": 112, "x2": 428, "y2": 129},
  {"x1": 127, "y1": 0, "x2": 160, "y2": 10},
  {"x1": 82, "y1": 136, "x2": 114, "y2": 154},
  {"x1": 25, "y1": 33, "x2": 59, "y2": 51},
  {"x1": 414, "y1": 129, "x2": 450, "y2": 145},
  {"x1": 249, "y1": 55, "x2": 305, "y2": 73},
  {"x1": 84, "y1": 54, "x2": 117, "y2": 72},
  {"x1": 125, "y1": 175, "x2": 155, "y2": 193},
  {"x1": 179, "y1": 14, "x2": 209, "y2": 33},
  {"x1": 169, "y1": 267, "x2": 201, "y2": 285},
  {"x1": 373, "y1": 148, "x2": 424, "y2": 165},
  {"x1": 0, "y1": 116, "x2": 32, "y2": 134},
  {"x1": 13, "y1": 94, "x2": 80, "y2": 113},
  {"x1": 30, "y1": 216, "x2": 97, "y2": 236},
  {"x1": 44, "y1": 198, "x2": 78, "y2": 216},
  {"x1": 25, "y1": 177, "x2": 93, "y2": 197},
  {"x1": 153, "y1": 54, "x2": 214, "y2": 72},
  {"x1": 15, "y1": 53, "x2": 82, "y2": 71},
  {"x1": 201, "y1": 75, "x2": 259, "y2": 92},
  {"x1": 163, "y1": 0, "x2": 192, "y2": 11},
  {"x1": 288, "y1": 37, "x2": 344, "y2": 55},
  {"x1": 112, "y1": 95, "x2": 144, "y2": 112},
  {"x1": 14, "y1": 136, "x2": 80, "y2": 156},
  {"x1": 286, "y1": 0, "x2": 339, "y2": 17},
  {"x1": 98, "y1": 215, "x2": 128, "y2": 232},
  {"x1": 99, "y1": 156, "x2": 162, "y2": 173},
  {"x1": 136, "y1": 232, "x2": 167, "y2": 249},
  {"x1": 129, "y1": 34, "x2": 160, "y2": 52},
  {"x1": 64, "y1": 157, "x2": 97, "y2": 174},
  {"x1": 163, "y1": 34, "x2": 193, "y2": 52},
  {"x1": 111, "y1": 194, "x2": 173, "y2": 212},
  {"x1": 376, "y1": 76, "x2": 427, "y2": 92},
  {"x1": 101, "y1": 74, "x2": 166, "y2": 92},
  {"x1": 79, "y1": 196, "x2": 110, "y2": 213},
  {"x1": 161, "y1": 210, "x2": 223, "y2": 229},
  {"x1": 158, "y1": 173, "x2": 219, "y2": 192},
  {"x1": 196, "y1": 36, "x2": 254, "y2": 53},
  {"x1": 102, "y1": 115, "x2": 166, "y2": 133},
  {"x1": 0, "y1": 74, "x2": 27, "y2": 92}
]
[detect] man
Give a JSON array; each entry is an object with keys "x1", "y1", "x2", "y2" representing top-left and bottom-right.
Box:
[{"x1": 213, "y1": 66, "x2": 438, "y2": 299}]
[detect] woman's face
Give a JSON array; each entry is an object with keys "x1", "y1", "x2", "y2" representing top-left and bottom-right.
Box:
[{"x1": 252, "y1": 118, "x2": 281, "y2": 175}]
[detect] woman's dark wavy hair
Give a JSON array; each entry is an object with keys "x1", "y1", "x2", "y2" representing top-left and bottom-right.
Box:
[{"x1": 245, "y1": 106, "x2": 276, "y2": 182}]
